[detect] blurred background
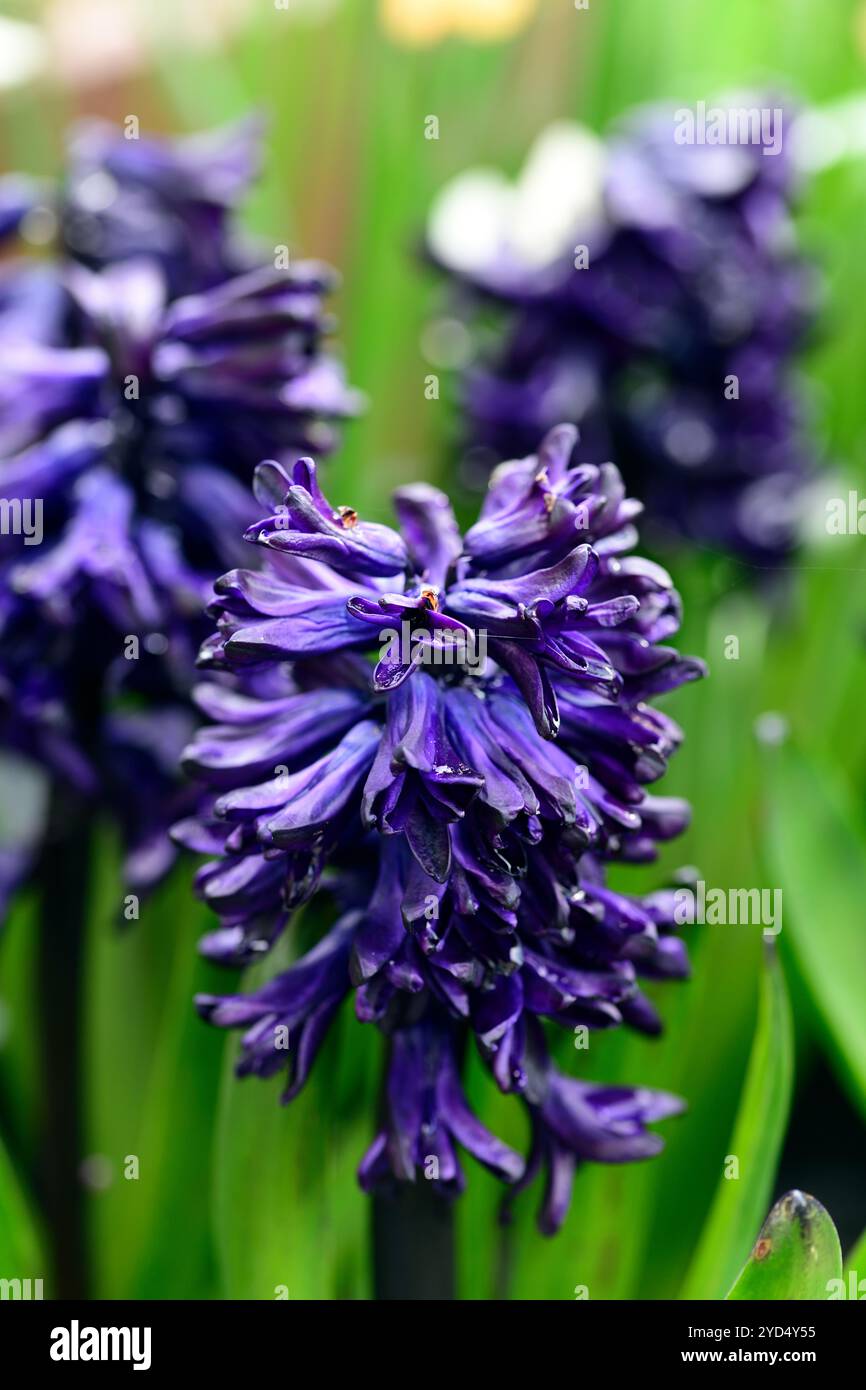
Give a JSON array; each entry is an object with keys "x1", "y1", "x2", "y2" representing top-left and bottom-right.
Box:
[{"x1": 1, "y1": 0, "x2": 866, "y2": 1300}]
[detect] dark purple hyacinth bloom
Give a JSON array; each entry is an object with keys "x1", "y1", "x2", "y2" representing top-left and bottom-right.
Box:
[
  {"x1": 426, "y1": 101, "x2": 819, "y2": 564},
  {"x1": 59, "y1": 117, "x2": 264, "y2": 294},
  {"x1": 0, "y1": 118, "x2": 359, "y2": 910},
  {"x1": 182, "y1": 423, "x2": 705, "y2": 1232}
]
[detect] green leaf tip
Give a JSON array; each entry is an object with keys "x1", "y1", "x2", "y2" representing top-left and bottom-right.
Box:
[{"x1": 726, "y1": 1190, "x2": 842, "y2": 1301}]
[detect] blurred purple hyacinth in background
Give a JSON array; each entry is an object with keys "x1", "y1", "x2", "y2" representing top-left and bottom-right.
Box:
[
  {"x1": 181, "y1": 422, "x2": 705, "y2": 1233},
  {"x1": 426, "y1": 98, "x2": 821, "y2": 565},
  {"x1": 0, "y1": 116, "x2": 360, "y2": 912}
]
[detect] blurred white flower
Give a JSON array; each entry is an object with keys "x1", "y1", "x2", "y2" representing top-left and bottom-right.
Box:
[{"x1": 428, "y1": 121, "x2": 607, "y2": 275}]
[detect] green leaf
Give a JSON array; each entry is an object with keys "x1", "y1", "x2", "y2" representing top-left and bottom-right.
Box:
[
  {"x1": 0, "y1": 1130, "x2": 45, "y2": 1287},
  {"x1": 212, "y1": 923, "x2": 379, "y2": 1300},
  {"x1": 84, "y1": 840, "x2": 228, "y2": 1297},
  {"x1": 121, "y1": 886, "x2": 228, "y2": 1299},
  {"x1": 212, "y1": 1016, "x2": 379, "y2": 1300},
  {"x1": 681, "y1": 948, "x2": 793, "y2": 1299},
  {"x1": 727, "y1": 1192, "x2": 842, "y2": 1300},
  {"x1": 763, "y1": 745, "x2": 866, "y2": 1120}
]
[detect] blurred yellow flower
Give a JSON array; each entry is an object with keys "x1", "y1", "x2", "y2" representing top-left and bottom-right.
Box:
[{"x1": 380, "y1": 0, "x2": 538, "y2": 48}]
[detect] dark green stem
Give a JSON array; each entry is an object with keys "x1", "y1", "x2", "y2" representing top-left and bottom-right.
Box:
[
  {"x1": 373, "y1": 1182, "x2": 456, "y2": 1301},
  {"x1": 36, "y1": 778, "x2": 93, "y2": 1299},
  {"x1": 372, "y1": 1038, "x2": 456, "y2": 1301}
]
